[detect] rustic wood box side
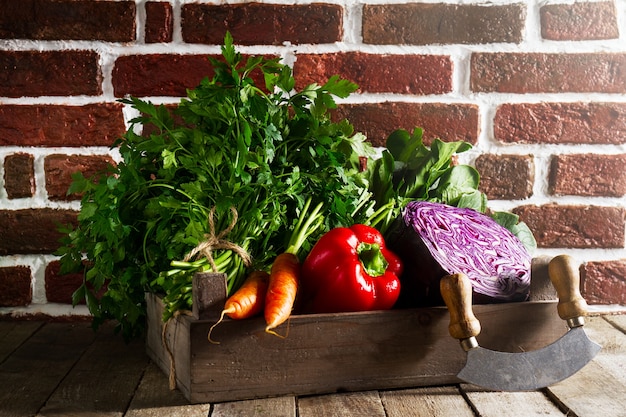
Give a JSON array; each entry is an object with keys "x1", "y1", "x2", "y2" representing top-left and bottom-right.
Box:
[
  {"x1": 186, "y1": 306, "x2": 463, "y2": 402},
  {"x1": 146, "y1": 292, "x2": 193, "y2": 398},
  {"x1": 145, "y1": 262, "x2": 565, "y2": 404},
  {"x1": 145, "y1": 292, "x2": 167, "y2": 373},
  {"x1": 181, "y1": 303, "x2": 564, "y2": 403}
]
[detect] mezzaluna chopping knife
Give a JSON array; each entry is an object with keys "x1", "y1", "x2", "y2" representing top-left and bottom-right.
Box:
[{"x1": 440, "y1": 254, "x2": 601, "y2": 391}]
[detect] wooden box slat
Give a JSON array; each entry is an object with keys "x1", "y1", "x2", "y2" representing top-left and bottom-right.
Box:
[{"x1": 146, "y1": 260, "x2": 566, "y2": 404}]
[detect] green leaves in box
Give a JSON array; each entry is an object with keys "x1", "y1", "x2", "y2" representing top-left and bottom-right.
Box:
[
  {"x1": 365, "y1": 128, "x2": 533, "y2": 252},
  {"x1": 57, "y1": 33, "x2": 373, "y2": 340}
]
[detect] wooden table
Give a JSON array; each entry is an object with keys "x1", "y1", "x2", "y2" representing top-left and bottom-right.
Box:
[{"x1": 1, "y1": 314, "x2": 626, "y2": 417}]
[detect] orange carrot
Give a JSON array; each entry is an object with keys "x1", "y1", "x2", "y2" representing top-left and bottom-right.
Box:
[
  {"x1": 223, "y1": 270, "x2": 270, "y2": 319},
  {"x1": 208, "y1": 270, "x2": 270, "y2": 343},
  {"x1": 263, "y1": 198, "x2": 324, "y2": 337},
  {"x1": 264, "y1": 252, "x2": 300, "y2": 337}
]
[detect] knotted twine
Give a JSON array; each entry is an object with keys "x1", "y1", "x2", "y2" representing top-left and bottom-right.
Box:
[
  {"x1": 162, "y1": 206, "x2": 252, "y2": 390},
  {"x1": 162, "y1": 309, "x2": 192, "y2": 390},
  {"x1": 182, "y1": 206, "x2": 252, "y2": 271}
]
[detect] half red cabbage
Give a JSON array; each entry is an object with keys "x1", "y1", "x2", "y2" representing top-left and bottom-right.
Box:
[{"x1": 402, "y1": 201, "x2": 531, "y2": 302}]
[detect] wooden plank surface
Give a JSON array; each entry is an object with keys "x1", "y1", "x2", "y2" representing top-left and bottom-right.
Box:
[
  {"x1": 0, "y1": 320, "x2": 43, "y2": 363},
  {"x1": 544, "y1": 315, "x2": 626, "y2": 417},
  {"x1": 0, "y1": 322, "x2": 97, "y2": 417},
  {"x1": 126, "y1": 363, "x2": 212, "y2": 417},
  {"x1": 605, "y1": 313, "x2": 626, "y2": 333},
  {"x1": 212, "y1": 396, "x2": 296, "y2": 417},
  {"x1": 584, "y1": 316, "x2": 626, "y2": 384},
  {"x1": 546, "y1": 361, "x2": 626, "y2": 417},
  {"x1": 462, "y1": 386, "x2": 565, "y2": 416},
  {"x1": 380, "y1": 386, "x2": 474, "y2": 417},
  {"x1": 297, "y1": 391, "x2": 386, "y2": 417},
  {"x1": 36, "y1": 322, "x2": 149, "y2": 417},
  {"x1": 1, "y1": 314, "x2": 625, "y2": 417}
]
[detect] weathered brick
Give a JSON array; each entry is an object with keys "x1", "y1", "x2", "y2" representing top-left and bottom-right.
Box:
[
  {"x1": 0, "y1": 209, "x2": 77, "y2": 255},
  {"x1": 0, "y1": 0, "x2": 135, "y2": 41},
  {"x1": 541, "y1": 1, "x2": 618, "y2": 41},
  {"x1": 494, "y1": 102, "x2": 626, "y2": 145},
  {"x1": 333, "y1": 102, "x2": 479, "y2": 147},
  {"x1": 45, "y1": 261, "x2": 83, "y2": 305},
  {"x1": 471, "y1": 53, "x2": 626, "y2": 94},
  {"x1": 294, "y1": 53, "x2": 453, "y2": 95},
  {"x1": 512, "y1": 204, "x2": 625, "y2": 249},
  {"x1": 45, "y1": 261, "x2": 106, "y2": 306},
  {"x1": 0, "y1": 266, "x2": 31, "y2": 307},
  {"x1": 0, "y1": 50, "x2": 102, "y2": 97},
  {"x1": 113, "y1": 53, "x2": 275, "y2": 97},
  {"x1": 146, "y1": 1, "x2": 173, "y2": 43},
  {"x1": 582, "y1": 260, "x2": 626, "y2": 304},
  {"x1": 181, "y1": 3, "x2": 342, "y2": 45},
  {"x1": 475, "y1": 154, "x2": 534, "y2": 200},
  {"x1": 550, "y1": 154, "x2": 626, "y2": 197},
  {"x1": 4, "y1": 153, "x2": 35, "y2": 199},
  {"x1": 0, "y1": 104, "x2": 125, "y2": 147},
  {"x1": 113, "y1": 54, "x2": 217, "y2": 97},
  {"x1": 45, "y1": 154, "x2": 115, "y2": 201},
  {"x1": 363, "y1": 3, "x2": 525, "y2": 45}
]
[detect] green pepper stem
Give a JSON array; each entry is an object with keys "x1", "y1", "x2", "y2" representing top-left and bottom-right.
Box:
[{"x1": 357, "y1": 242, "x2": 388, "y2": 277}]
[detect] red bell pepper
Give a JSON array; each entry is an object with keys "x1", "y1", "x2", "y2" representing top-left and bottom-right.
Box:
[{"x1": 299, "y1": 224, "x2": 403, "y2": 313}]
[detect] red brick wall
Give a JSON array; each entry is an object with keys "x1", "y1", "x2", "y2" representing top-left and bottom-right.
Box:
[{"x1": 1, "y1": 0, "x2": 625, "y2": 316}]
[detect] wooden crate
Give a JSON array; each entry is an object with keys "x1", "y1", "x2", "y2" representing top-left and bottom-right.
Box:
[{"x1": 145, "y1": 257, "x2": 567, "y2": 403}]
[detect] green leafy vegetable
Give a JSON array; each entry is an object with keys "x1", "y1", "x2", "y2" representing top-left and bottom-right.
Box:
[
  {"x1": 490, "y1": 211, "x2": 537, "y2": 253},
  {"x1": 362, "y1": 128, "x2": 535, "y2": 252},
  {"x1": 57, "y1": 33, "x2": 374, "y2": 340}
]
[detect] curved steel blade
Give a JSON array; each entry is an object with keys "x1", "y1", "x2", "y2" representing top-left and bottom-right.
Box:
[{"x1": 458, "y1": 327, "x2": 601, "y2": 391}]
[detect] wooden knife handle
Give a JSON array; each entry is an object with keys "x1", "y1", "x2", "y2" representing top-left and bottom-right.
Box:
[
  {"x1": 440, "y1": 273, "x2": 481, "y2": 340},
  {"x1": 548, "y1": 254, "x2": 588, "y2": 323}
]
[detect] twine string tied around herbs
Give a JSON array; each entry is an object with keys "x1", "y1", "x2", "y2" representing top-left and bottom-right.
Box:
[{"x1": 183, "y1": 206, "x2": 252, "y2": 271}]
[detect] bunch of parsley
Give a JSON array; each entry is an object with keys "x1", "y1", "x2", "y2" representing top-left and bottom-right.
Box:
[{"x1": 57, "y1": 33, "x2": 375, "y2": 339}]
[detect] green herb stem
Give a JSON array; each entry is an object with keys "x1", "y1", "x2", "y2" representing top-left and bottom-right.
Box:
[{"x1": 285, "y1": 197, "x2": 324, "y2": 257}]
